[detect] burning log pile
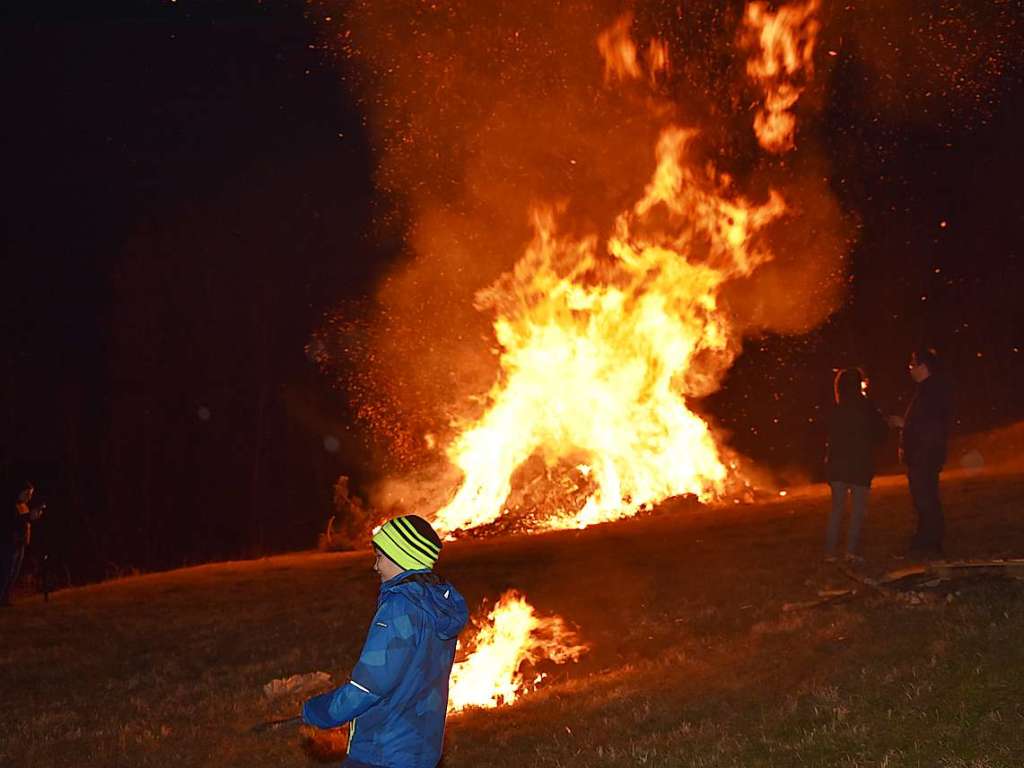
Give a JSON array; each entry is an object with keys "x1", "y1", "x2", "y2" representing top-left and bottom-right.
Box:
[{"x1": 463, "y1": 456, "x2": 600, "y2": 536}]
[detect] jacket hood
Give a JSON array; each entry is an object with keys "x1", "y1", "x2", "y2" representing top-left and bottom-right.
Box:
[{"x1": 382, "y1": 570, "x2": 469, "y2": 641}]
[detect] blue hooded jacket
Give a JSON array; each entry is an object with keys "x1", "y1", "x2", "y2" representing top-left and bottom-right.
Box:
[{"x1": 303, "y1": 569, "x2": 469, "y2": 768}]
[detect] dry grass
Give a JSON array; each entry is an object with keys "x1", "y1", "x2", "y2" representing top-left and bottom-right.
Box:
[{"x1": 3, "y1": 469, "x2": 1024, "y2": 767}]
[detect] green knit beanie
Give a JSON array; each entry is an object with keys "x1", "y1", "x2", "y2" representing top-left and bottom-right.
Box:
[{"x1": 371, "y1": 515, "x2": 442, "y2": 570}]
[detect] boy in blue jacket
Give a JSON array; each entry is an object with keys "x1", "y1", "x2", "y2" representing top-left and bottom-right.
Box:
[{"x1": 302, "y1": 515, "x2": 468, "y2": 768}]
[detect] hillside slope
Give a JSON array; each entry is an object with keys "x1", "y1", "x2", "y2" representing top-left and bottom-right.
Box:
[{"x1": 3, "y1": 468, "x2": 1024, "y2": 767}]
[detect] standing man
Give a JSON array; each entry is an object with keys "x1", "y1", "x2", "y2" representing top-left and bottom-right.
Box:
[
  {"x1": 889, "y1": 348, "x2": 951, "y2": 558},
  {"x1": 2, "y1": 482, "x2": 45, "y2": 605},
  {"x1": 302, "y1": 514, "x2": 468, "y2": 768}
]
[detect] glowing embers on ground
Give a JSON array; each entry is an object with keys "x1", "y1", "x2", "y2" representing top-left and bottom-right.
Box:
[
  {"x1": 448, "y1": 590, "x2": 587, "y2": 713},
  {"x1": 432, "y1": 126, "x2": 786, "y2": 536}
]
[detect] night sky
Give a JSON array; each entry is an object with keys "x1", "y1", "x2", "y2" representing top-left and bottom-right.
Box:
[{"x1": 3, "y1": 1, "x2": 1023, "y2": 581}]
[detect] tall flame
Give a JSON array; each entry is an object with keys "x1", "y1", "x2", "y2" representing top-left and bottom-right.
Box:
[
  {"x1": 597, "y1": 13, "x2": 669, "y2": 86},
  {"x1": 432, "y1": 127, "x2": 786, "y2": 535},
  {"x1": 645, "y1": 38, "x2": 670, "y2": 85},
  {"x1": 597, "y1": 13, "x2": 642, "y2": 83},
  {"x1": 448, "y1": 591, "x2": 587, "y2": 712},
  {"x1": 743, "y1": 0, "x2": 821, "y2": 152}
]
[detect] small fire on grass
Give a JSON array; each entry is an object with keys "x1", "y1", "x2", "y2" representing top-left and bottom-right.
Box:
[{"x1": 448, "y1": 590, "x2": 587, "y2": 713}]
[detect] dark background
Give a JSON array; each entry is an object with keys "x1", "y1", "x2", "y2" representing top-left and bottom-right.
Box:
[{"x1": 3, "y1": 1, "x2": 1022, "y2": 583}]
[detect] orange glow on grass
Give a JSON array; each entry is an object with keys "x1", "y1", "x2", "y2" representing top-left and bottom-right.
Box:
[{"x1": 448, "y1": 591, "x2": 587, "y2": 712}]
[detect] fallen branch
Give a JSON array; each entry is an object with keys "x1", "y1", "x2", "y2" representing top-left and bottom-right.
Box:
[
  {"x1": 782, "y1": 588, "x2": 857, "y2": 612},
  {"x1": 793, "y1": 558, "x2": 1024, "y2": 614},
  {"x1": 928, "y1": 559, "x2": 1024, "y2": 581},
  {"x1": 836, "y1": 564, "x2": 889, "y2": 596}
]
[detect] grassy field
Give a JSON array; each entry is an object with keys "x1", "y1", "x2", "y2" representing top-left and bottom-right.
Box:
[{"x1": 3, "y1": 467, "x2": 1024, "y2": 767}]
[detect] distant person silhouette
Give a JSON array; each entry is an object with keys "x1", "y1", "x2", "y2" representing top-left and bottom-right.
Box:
[
  {"x1": 1, "y1": 482, "x2": 45, "y2": 606},
  {"x1": 888, "y1": 347, "x2": 951, "y2": 559},
  {"x1": 824, "y1": 368, "x2": 888, "y2": 563}
]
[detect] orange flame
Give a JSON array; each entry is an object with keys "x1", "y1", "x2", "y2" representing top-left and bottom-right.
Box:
[
  {"x1": 448, "y1": 591, "x2": 587, "y2": 712},
  {"x1": 646, "y1": 38, "x2": 670, "y2": 85},
  {"x1": 597, "y1": 13, "x2": 668, "y2": 86},
  {"x1": 743, "y1": 0, "x2": 820, "y2": 152},
  {"x1": 431, "y1": 126, "x2": 786, "y2": 535},
  {"x1": 597, "y1": 13, "x2": 641, "y2": 83}
]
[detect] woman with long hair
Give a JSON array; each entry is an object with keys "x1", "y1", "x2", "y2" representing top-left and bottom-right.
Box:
[{"x1": 824, "y1": 368, "x2": 888, "y2": 562}]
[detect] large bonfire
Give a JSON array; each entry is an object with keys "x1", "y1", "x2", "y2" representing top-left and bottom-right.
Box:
[
  {"x1": 314, "y1": 0, "x2": 846, "y2": 539},
  {"x1": 434, "y1": 128, "x2": 785, "y2": 534},
  {"x1": 431, "y1": 5, "x2": 819, "y2": 536}
]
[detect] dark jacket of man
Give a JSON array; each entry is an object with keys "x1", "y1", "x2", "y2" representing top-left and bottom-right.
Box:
[
  {"x1": 900, "y1": 375, "x2": 951, "y2": 469},
  {"x1": 825, "y1": 396, "x2": 888, "y2": 487},
  {"x1": 13, "y1": 499, "x2": 32, "y2": 546}
]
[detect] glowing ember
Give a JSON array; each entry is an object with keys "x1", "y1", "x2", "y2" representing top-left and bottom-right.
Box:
[
  {"x1": 743, "y1": 0, "x2": 821, "y2": 153},
  {"x1": 432, "y1": 125, "x2": 786, "y2": 535},
  {"x1": 448, "y1": 590, "x2": 587, "y2": 713}
]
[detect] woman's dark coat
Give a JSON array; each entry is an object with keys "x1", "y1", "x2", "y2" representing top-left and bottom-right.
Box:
[{"x1": 825, "y1": 396, "x2": 888, "y2": 487}]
